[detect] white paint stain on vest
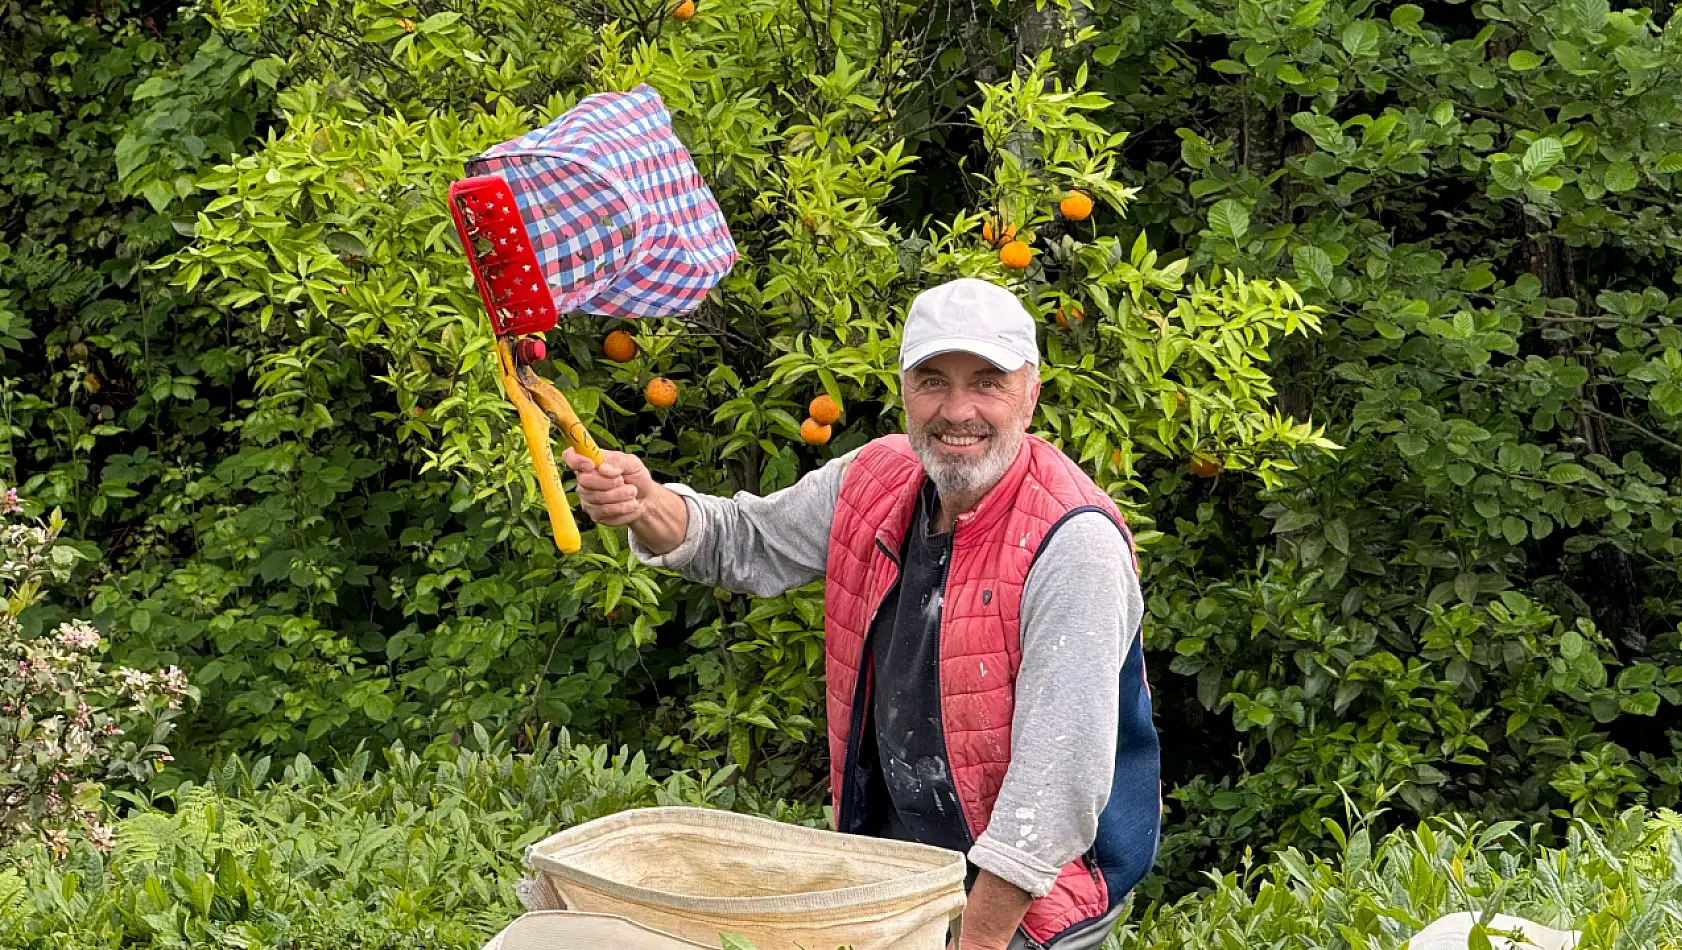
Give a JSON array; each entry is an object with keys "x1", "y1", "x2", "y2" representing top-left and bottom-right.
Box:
[
  {"x1": 979, "y1": 660, "x2": 988, "y2": 677},
  {"x1": 921, "y1": 588, "x2": 943, "y2": 622}
]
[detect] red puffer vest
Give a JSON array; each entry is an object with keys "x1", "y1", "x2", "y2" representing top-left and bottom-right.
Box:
[{"x1": 824, "y1": 433, "x2": 1140, "y2": 946}]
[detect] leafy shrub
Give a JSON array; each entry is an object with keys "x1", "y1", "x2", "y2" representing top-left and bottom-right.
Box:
[
  {"x1": 1149, "y1": 566, "x2": 1679, "y2": 892},
  {"x1": 1114, "y1": 807, "x2": 1682, "y2": 949},
  {"x1": 1, "y1": 487, "x2": 192, "y2": 854},
  {"x1": 1103, "y1": 0, "x2": 1682, "y2": 888},
  {"x1": 0, "y1": 729, "x2": 815, "y2": 949}
]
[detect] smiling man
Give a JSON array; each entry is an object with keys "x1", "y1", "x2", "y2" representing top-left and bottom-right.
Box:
[{"x1": 561, "y1": 277, "x2": 1161, "y2": 950}]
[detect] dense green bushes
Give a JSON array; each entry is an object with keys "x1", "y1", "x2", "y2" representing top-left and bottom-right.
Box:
[
  {"x1": 0, "y1": 731, "x2": 815, "y2": 949},
  {"x1": 6, "y1": 744, "x2": 1679, "y2": 949},
  {"x1": 7, "y1": 0, "x2": 1682, "y2": 903},
  {"x1": 1109, "y1": 0, "x2": 1682, "y2": 884},
  {"x1": 1118, "y1": 806, "x2": 1682, "y2": 949}
]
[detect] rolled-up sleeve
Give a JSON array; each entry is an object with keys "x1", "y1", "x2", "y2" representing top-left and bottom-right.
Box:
[
  {"x1": 967, "y1": 512, "x2": 1142, "y2": 897},
  {"x1": 629, "y1": 449, "x2": 857, "y2": 598}
]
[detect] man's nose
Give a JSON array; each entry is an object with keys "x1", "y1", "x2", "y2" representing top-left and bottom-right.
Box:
[{"x1": 937, "y1": 392, "x2": 981, "y2": 423}]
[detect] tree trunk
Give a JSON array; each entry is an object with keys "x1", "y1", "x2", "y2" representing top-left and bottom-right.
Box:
[{"x1": 1527, "y1": 233, "x2": 1642, "y2": 652}]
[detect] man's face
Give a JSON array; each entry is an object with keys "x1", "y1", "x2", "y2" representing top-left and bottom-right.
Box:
[{"x1": 903, "y1": 351, "x2": 1040, "y2": 504}]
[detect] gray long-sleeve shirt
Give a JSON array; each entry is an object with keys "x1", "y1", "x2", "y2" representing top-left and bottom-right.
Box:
[{"x1": 630, "y1": 448, "x2": 1144, "y2": 898}]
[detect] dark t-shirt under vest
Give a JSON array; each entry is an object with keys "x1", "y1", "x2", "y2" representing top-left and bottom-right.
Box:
[{"x1": 854, "y1": 480, "x2": 971, "y2": 856}]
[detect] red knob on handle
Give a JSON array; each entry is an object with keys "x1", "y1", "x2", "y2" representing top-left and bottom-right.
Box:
[{"x1": 516, "y1": 338, "x2": 547, "y2": 364}]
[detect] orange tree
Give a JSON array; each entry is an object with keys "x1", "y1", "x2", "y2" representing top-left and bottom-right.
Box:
[{"x1": 53, "y1": 0, "x2": 1330, "y2": 803}]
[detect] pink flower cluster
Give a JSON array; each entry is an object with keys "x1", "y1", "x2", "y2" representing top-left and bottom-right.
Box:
[
  {"x1": 55, "y1": 622, "x2": 101, "y2": 651},
  {"x1": 1, "y1": 484, "x2": 190, "y2": 857}
]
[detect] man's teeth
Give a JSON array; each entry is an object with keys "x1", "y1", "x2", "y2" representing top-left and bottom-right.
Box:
[{"x1": 938, "y1": 434, "x2": 985, "y2": 446}]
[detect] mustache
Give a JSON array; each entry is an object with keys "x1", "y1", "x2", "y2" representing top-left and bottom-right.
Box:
[{"x1": 925, "y1": 420, "x2": 994, "y2": 438}]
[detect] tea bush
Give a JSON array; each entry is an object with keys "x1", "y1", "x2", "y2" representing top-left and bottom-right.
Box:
[
  {"x1": 0, "y1": 729, "x2": 815, "y2": 949},
  {"x1": 1113, "y1": 807, "x2": 1682, "y2": 950},
  {"x1": 7, "y1": 758, "x2": 1681, "y2": 950}
]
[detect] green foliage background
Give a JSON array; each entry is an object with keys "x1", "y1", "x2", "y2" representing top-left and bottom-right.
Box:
[{"x1": 7, "y1": 0, "x2": 1682, "y2": 917}]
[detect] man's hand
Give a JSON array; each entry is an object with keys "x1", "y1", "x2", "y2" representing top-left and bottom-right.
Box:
[
  {"x1": 949, "y1": 871, "x2": 1032, "y2": 950},
  {"x1": 561, "y1": 447, "x2": 689, "y2": 554}
]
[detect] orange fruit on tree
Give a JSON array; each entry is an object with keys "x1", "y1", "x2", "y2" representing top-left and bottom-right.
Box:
[
  {"x1": 672, "y1": 0, "x2": 696, "y2": 18},
  {"x1": 604, "y1": 329, "x2": 638, "y2": 363},
  {"x1": 809, "y1": 393, "x2": 841, "y2": 425},
  {"x1": 1190, "y1": 454, "x2": 1223, "y2": 478},
  {"x1": 800, "y1": 418, "x2": 832, "y2": 445},
  {"x1": 645, "y1": 377, "x2": 678, "y2": 409},
  {"x1": 998, "y1": 240, "x2": 1032, "y2": 270},
  {"x1": 1054, "y1": 304, "x2": 1084, "y2": 327},
  {"x1": 1060, "y1": 190, "x2": 1094, "y2": 221},
  {"x1": 982, "y1": 219, "x2": 1017, "y2": 247},
  {"x1": 396, "y1": 17, "x2": 415, "y2": 32}
]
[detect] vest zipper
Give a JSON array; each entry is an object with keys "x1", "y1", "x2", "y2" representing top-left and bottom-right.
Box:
[
  {"x1": 837, "y1": 538, "x2": 900, "y2": 833},
  {"x1": 928, "y1": 535, "x2": 977, "y2": 850}
]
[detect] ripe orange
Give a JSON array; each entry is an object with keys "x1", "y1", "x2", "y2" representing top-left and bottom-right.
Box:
[
  {"x1": 645, "y1": 377, "x2": 678, "y2": 409},
  {"x1": 809, "y1": 394, "x2": 841, "y2": 425},
  {"x1": 999, "y1": 240, "x2": 1031, "y2": 270},
  {"x1": 397, "y1": 17, "x2": 415, "y2": 32},
  {"x1": 982, "y1": 219, "x2": 1017, "y2": 247},
  {"x1": 672, "y1": 0, "x2": 696, "y2": 18},
  {"x1": 800, "y1": 418, "x2": 832, "y2": 445},
  {"x1": 1053, "y1": 304, "x2": 1084, "y2": 327},
  {"x1": 1190, "y1": 454, "x2": 1223, "y2": 478},
  {"x1": 604, "y1": 329, "x2": 638, "y2": 363},
  {"x1": 1060, "y1": 190, "x2": 1094, "y2": 221}
]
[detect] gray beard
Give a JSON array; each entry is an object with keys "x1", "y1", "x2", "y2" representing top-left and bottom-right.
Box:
[{"x1": 909, "y1": 423, "x2": 1026, "y2": 506}]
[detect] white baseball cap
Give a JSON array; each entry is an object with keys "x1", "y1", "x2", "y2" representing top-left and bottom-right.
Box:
[{"x1": 899, "y1": 277, "x2": 1039, "y2": 373}]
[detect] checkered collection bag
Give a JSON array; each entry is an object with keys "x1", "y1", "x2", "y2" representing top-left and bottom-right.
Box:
[{"x1": 464, "y1": 83, "x2": 737, "y2": 319}]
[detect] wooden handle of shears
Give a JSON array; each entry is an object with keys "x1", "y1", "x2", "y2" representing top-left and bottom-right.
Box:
[
  {"x1": 494, "y1": 337, "x2": 583, "y2": 554},
  {"x1": 516, "y1": 366, "x2": 605, "y2": 468}
]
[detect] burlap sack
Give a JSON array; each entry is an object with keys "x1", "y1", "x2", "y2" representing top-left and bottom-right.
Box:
[{"x1": 514, "y1": 805, "x2": 967, "y2": 950}]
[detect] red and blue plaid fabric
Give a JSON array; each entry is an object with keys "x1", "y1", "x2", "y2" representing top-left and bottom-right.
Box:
[{"x1": 466, "y1": 83, "x2": 737, "y2": 318}]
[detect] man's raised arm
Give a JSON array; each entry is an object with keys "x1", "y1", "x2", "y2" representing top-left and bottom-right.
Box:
[{"x1": 562, "y1": 446, "x2": 857, "y2": 597}]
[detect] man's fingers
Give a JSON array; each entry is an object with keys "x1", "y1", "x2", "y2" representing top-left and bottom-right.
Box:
[
  {"x1": 590, "y1": 500, "x2": 644, "y2": 523},
  {"x1": 580, "y1": 484, "x2": 639, "y2": 505},
  {"x1": 574, "y1": 469, "x2": 628, "y2": 493},
  {"x1": 561, "y1": 447, "x2": 652, "y2": 527}
]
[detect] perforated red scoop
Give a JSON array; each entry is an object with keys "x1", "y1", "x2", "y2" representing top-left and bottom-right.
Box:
[{"x1": 448, "y1": 176, "x2": 558, "y2": 338}]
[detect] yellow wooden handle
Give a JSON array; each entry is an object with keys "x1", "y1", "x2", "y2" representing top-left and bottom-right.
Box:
[
  {"x1": 495, "y1": 337, "x2": 582, "y2": 554},
  {"x1": 517, "y1": 366, "x2": 605, "y2": 467}
]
